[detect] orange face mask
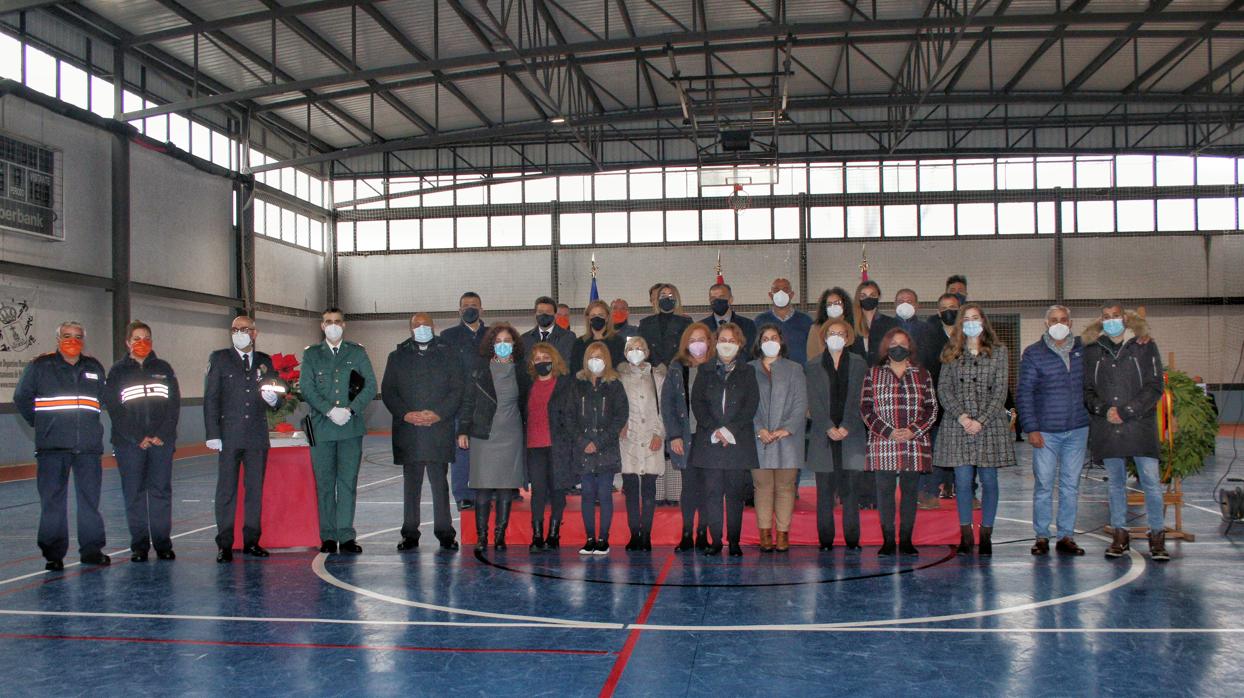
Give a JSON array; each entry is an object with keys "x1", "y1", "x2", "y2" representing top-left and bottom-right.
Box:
[
  {"x1": 555, "y1": 315, "x2": 570, "y2": 330},
  {"x1": 59, "y1": 338, "x2": 83, "y2": 358},
  {"x1": 131, "y1": 338, "x2": 152, "y2": 359},
  {"x1": 612, "y1": 310, "x2": 629, "y2": 325}
]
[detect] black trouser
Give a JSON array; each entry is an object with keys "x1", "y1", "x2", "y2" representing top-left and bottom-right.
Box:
[
  {"x1": 36, "y1": 451, "x2": 105, "y2": 561},
  {"x1": 115, "y1": 441, "x2": 174, "y2": 554},
  {"x1": 679, "y1": 465, "x2": 708, "y2": 537},
  {"x1": 815, "y1": 469, "x2": 861, "y2": 547},
  {"x1": 702, "y1": 468, "x2": 750, "y2": 545},
  {"x1": 214, "y1": 447, "x2": 267, "y2": 549},
  {"x1": 401, "y1": 461, "x2": 455, "y2": 543},
  {"x1": 527, "y1": 448, "x2": 566, "y2": 528},
  {"x1": 623, "y1": 473, "x2": 658, "y2": 533},
  {"x1": 875, "y1": 471, "x2": 920, "y2": 542}
]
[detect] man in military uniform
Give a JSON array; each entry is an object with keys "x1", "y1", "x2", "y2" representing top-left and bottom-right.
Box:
[
  {"x1": 14, "y1": 321, "x2": 111, "y2": 571},
  {"x1": 300, "y1": 308, "x2": 377, "y2": 554},
  {"x1": 204, "y1": 314, "x2": 280, "y2": 562}
]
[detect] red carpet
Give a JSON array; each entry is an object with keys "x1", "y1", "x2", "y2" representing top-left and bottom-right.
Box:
[{"x1": 461, "y1": 485, "x2": 981, "y2": 547}]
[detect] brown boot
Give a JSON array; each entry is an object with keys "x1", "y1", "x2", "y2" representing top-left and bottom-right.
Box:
[
  {"x1": 1031, "y1": 538, "x2": 1050, "y2": 555},
  {"x1": 1149, "y1": 530, "x2": 1170, "y2": 562},
  {"x1": 1055, "y1": 537, "x2": 1085, "y2": 556},
  {"x1": 1105, "y1": 528, "x2": 1130, "y2": 559},
  {"x1": 775, "y1": 530, "x2": 790, "y2": 552},
  {"x1": 759, "y1": 528, "x2": 774, "y2": 552}
]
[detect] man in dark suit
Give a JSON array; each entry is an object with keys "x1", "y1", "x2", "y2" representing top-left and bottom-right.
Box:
[
  {"x1": 439, "y1": 292, "x2": 486, "y2": 510},
  {"x1": 521, "y1": 296, "x2": 575, "y2": 362},
  {"x1": 701, "y1": 283, "x2": 757, "y2": 351},
  {"x1": 204, "y1": 314, "x2": 280, "y2": 562}
]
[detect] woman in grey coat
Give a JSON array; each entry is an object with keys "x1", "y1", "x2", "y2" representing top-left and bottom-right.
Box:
[
  {"x1": 805, "y1": 319, "x2": 869, "y2": 550},
  {"x1": 750, "y1": 324, "x2": 807, "y2": 552},
  {"x1": 933, "y1": 304, "x2": 1016, "y2": 556}
]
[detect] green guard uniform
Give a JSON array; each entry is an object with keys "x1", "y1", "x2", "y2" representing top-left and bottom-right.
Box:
[{"x1": 300, "y1": 340, "x2": 377, "y2": 544}]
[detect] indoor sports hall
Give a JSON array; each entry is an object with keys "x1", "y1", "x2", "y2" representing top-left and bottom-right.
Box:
[{"x1": 2, "y1": 2, "x2": 1244, "y2": 696}]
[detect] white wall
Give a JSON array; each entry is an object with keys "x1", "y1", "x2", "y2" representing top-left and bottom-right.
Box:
[
  {"x1": 337, "y1": 249, "x2": 550, "y2": 315},
  {"x1": 255, "y1": 237, "x2": 326, "y2": 312}
]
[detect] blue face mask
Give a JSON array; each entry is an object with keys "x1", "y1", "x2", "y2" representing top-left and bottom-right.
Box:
[
  {"x1": 413, "y1": 326, "x2": 433, "y2": 343},
  {"x1": 1102, "y1": 317, "x2": 1126, "y2": 338},
  {"x1": 962, "y1": 320, "x2": 983, "y2": 338},
  {"x1": 494, "y1": 341, "x2": 513, "y2": 359}
]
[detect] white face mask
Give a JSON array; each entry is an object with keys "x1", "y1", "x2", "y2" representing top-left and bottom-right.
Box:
[
  {"x1": 626, "y1": 349, "x2": 647, "y2": 366},
  {"x1": 826, "y1": 303, "x2": 844, "y2": 319},
  {"x1": 716, "y1": 342, "x2": 739, "y2": 361},
  {"x1": 324, "y1": 324, "x2": 344, "y2": 343},
  {"x1": 413, "y1": 325, "x2": 433, "y2": 343},
  {"x1": 231, "y1": 332, "x2": 251, "y2": 351},
  {"x1": 587, "y1": 357, "x2": 606, "y2": 375},
  {"x1": 772, "y1": 290, "x2": 790, "y2": 308},
  {"x1": 761, "y1": 340, "x2": 782, "y2": 358},
  {"x1": 1047, "y1": 323, "x2": 1071, "y2": 341},
  {"x1": 895, "y1": 302, "x2": 916, "y2": 320},
  {"x1": 825, "y1": 335, "x2": 846, "y2": 353}
]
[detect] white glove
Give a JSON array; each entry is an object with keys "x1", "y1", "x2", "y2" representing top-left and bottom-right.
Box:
[
  {"x1": 328, "y1": 407, "x2": 352, "y2": 426},
  {"x1": 206, "y1": 439, "x2": 223, "y2": 451},
  {"x1": 260, "y1": 388, "x2": 279, "y2": 407},
  {"x1": 710, "y1": 428, "x2": 737, "y2": 445}
]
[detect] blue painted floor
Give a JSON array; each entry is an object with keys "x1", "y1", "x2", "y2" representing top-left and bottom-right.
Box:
[{"x1": 2, "y1": 436, "x2": 1243, "y2": 696}]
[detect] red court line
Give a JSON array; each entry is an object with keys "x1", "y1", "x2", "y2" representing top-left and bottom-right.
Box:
[
  {"x1": 599, "y1": 554, "x2": 675, "y2": 698},
  {"x1": 0, "y1": 632, "x2": 612, "y2": 656}
]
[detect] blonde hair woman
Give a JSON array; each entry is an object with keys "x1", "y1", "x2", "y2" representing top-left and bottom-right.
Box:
[
  {"x1": 568, "y1": 341, "x2": 629, "y2": 554},
  {"x1": 617, "y1": 335, "x2": 667, "y2": 551},
  {"x1": 570, "y1": 299, "x2": 625, "y2": 375}
]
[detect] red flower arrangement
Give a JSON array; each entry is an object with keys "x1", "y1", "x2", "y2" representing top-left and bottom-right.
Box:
[{"x1": 266, "y1": 353, "x2": 304, "y2": 431}]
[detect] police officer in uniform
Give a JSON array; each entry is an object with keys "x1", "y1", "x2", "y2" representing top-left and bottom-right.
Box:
[
  {"x1": 204, "y1": 314, "x2": 280, "y2": 562},
  {"x1": 104, "y1": 320, "x2": 181, "y2": 562},
  {"x1": 300, "y1": 308, "x2": 377, "y2": 554},
  {"x1": 14, "y1": 321, "x2": 110, "y2": 571}
]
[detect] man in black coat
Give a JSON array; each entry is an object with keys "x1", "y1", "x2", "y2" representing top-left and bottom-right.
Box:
[
  {"x1": 13, "y1": 321, "x2": 110, "y2": 571},
  {"x1": 701, "y1": 283, "x2": 758, "y2": 352},
  {"x1": 1083, "y1": 302, "x2": 1168, "y2": 561},
  {"x1": 382, "y1": 313, "x2": 465, "y2": 551},
  {"x1": 521, "y1": 296, "x2": 575, "y2": 363},
  {"x1": 916, "y1": 292, "x2": 961, "y2": 507},
  {"x1": 203, "y1": 314, "x2": 280, "y2": 562},
  {"x1": 440, "y1": 291, "x2": 486, "y2": 510}
]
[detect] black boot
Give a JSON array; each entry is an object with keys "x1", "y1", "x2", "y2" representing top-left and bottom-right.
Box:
[
  {"x1": 878, "y1": 528, "x2": 896, "y2": 556},
  {"x1": 641, "y1": 531, "x2": 652, "y2": 552},
  {"x1": 474, "y1": 497, "x2": 492, "y2": 553},
  {"x1": 529, "y1": 520, "x2": 546, "y2": 553},
  {"x1": 675, "y1": 531, "x2": 695, "y2": 552},
  {"x1": 899, "y1": 532, "x2": 919, "y2": 556},
  {"x1": 978, "y1": 526, "x2": 992, "y2": 557},
  {"x1": 626, "y1": 529, "x2": 641, "y2": 551},
  {"x1": 546, "y1": 519, "x2": 562, "y2": 550},
  {"x1": 695, "y1": 527, "x2": 709, "y2": 550},
  {"x1": 956, "y1": 524, "x2": 974, "y2": 555},
  {"x1": 494, "y1": 496, "x2": 512, "y2": 551}
]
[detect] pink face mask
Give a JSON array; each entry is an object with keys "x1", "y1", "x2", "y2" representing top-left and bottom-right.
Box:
[{"x1": 688, "y1": 340, "x2": 708, "y2": 358}]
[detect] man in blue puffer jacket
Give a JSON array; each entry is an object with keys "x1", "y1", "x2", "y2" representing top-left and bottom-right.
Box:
[{"x1": 1017, "y1": 305, "x2": 1090, "y2": 557}]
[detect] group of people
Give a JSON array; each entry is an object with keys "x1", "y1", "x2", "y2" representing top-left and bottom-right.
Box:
[{"x1": 13, "y1": 273, "x2": 1172, "y2": 572}]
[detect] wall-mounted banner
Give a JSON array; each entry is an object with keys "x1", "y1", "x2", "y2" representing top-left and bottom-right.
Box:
[
  {"x1": 0, "y1": 129, "x2": 62, "y2": 240},
  {"x1": 0, "y1": 286, "x2": 39, "y2": 401}
]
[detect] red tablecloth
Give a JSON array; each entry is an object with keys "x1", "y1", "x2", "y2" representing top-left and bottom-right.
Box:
[{"x1": 233, "y1": 446, "x2": 320, "y2": 549}]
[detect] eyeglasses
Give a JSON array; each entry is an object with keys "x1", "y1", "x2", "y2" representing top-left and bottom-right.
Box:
[{"x1": 231, "y1": 327, "x2": 256, "y2": 334}]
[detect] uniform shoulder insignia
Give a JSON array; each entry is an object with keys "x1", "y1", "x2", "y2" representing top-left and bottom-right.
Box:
[
  {"x1": 349, "y1": 340, "x2": 365, "y2": 348},
  {"x1": 304, "y1": 344, "x2": 315, "y2": 352}
]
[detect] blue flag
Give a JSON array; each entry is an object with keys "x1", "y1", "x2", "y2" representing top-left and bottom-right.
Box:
[{"x1": 589, "y1": 276, "x2": 599, "y2": 303}]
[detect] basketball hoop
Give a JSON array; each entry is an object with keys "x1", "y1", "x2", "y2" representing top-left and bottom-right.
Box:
[{"x1": 728, "y1": 183, "x2": 751, "y2": 211}]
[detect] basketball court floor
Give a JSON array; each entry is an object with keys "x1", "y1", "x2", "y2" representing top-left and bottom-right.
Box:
[{"x1": 2, "y1": 435, "x2": 1242, "y2": 696}]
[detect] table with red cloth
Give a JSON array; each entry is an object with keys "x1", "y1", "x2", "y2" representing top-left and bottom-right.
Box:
[{"x1": 232, "y1": 443, "x2": 320, "y2": 549}]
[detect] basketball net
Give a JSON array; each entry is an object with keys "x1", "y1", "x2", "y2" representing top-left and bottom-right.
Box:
[{"x1": 728, "y1": 183, "x2": 750, "y2": 211}]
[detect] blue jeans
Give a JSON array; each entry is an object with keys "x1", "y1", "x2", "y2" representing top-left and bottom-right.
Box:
[
  {"x1": 1031, "y1": 427, "x2": 1088, "y2": 539},
  {"x1": 581, "y1": 473, "x2": 615, "y2": 540},
  {"x1": 1103, "y1": 456, "x2": 1165, "y2": 533},
  {"x1": 955, "y1": 465, "x2": 998, "y2": 527},
  {"x1": 451, "y1": 419, "x2": 474, "y2": 504}
]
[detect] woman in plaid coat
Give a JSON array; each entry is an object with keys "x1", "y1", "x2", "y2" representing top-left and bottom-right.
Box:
[
  {"x1": 933, "y1": 304, "x2": 1016, "y2": 556},
  {"x1": 861, "y1": 327, "x2": 939, "y2": 556}
]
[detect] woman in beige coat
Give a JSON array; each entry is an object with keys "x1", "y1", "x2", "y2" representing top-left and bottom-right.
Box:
[{"x1": 617, "y1": 335, "x2": 668, "y2": 552}]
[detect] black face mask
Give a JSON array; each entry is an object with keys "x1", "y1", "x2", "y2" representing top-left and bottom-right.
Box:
[
  {"x1": 658, "y1": 296, "x2": 676, "y2": 313},
  {"x1": 939, "y1": 308, "x2": 959, "y2": 326},
  {"x1": 859, "y1": 296, "x2": 880, "y2": 312},
  {"x1": 534, "y1": 361, "x2": 553, "y2": 376},
  {"x1": 536, "y1": 313, "x2": 554, "y2": 329},
  {"x1": 461, "y1": 307, "x2": 480, "y2": 324},
  {"x1": 888, "y1": 345, "x2": 911, "y2": 363},
  {"x1": 953, "y1": 293, "x2": 967, "y2": 306},
  {"x1": 710, "y1": 298, "x2": 731, "y2": 316},
  {"x1": 589, "y1": 316, "x2": 608, "y2": 331}
]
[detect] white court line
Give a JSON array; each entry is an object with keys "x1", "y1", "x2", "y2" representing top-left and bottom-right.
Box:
[
  {"x1": 0, "y1": 608, "x2": 573, "y2": 630},
  {"x1": 356, "y1": 475, "x2": 403, "y2": 491},
  {"x1": 0, "y1": 524, "x2": 217, "y2": 587}
]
